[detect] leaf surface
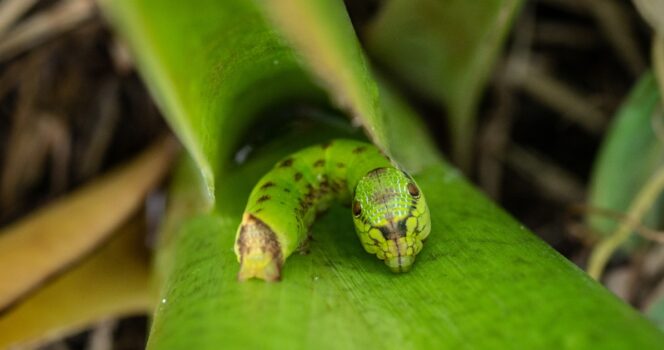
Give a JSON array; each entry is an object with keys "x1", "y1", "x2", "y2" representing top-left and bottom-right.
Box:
[{"x1": 587, "y1": 73, "x2": 663, "y2": 239}]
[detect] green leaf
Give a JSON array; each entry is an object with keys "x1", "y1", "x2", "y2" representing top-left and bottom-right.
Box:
[
  {"x1": 365, "y1": 0, "x2": 523, "y2": 169},
  {"x1": 258, "y1": 0, "x2": 389, "y2": 151},
  {"x1": 151, "y1": 134, "x2": 664, "y2": 349},
  {"x1": 99, "y1": 0, "x2": 326, "y2": 198},
  {"x1": 647, "y1": 294, "x2": 664, "y2": 331},
  {"x1": 100, "y1": 0, "x2": 664, "y2": 348},
  {"x1": 587, "y1": 72, "x2": 664, "y2": 239}
]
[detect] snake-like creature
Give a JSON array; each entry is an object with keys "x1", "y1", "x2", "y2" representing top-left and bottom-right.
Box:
[{"x1": 234, "y1": 139, "x2": 431, "y2": 281}]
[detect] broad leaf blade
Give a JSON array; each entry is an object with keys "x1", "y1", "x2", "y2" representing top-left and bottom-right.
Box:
[
  {"x1": 0, "y1": 137, "x2": 175, "y2": 311},
  {"x1": 150, "y1": 136, "x2": 664, "y2": 349},
  {"x1": 0, "y1": 217, "x2": 151, "y2": 349},
  {"x1": 587, "y1": 73, "x2": 664, "y2": 238},
  {"x1": 99, "y1": 0, "x2": 325, "y2": 197},
  {"x1": 365, "y1": 0, "x2": 523, "y2": 168},
  {"x1": 258, "y1": 0, "x2": 388, "y2": 151}
]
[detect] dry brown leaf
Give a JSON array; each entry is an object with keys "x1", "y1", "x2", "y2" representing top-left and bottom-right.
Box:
[
  {"x1": 0, "y1": 136, "x2": 177, "y2": 311},
  {"x1": 0, "y1": 216, "x2": 152, "y2": 349}
]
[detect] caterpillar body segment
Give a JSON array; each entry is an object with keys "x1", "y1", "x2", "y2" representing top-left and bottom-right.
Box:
[{"x1": 234, "y1": 140, "x2": 431, "y2": 281}]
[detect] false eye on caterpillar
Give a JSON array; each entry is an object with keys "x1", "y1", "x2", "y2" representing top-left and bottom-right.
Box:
[{"x1": 234, "y1": 139, "x2": 431, "y2": 281}]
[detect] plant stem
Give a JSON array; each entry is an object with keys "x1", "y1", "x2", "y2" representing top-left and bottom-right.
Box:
[{"x1": 588, "y1": 164, "x2": 664, "y2": 280}]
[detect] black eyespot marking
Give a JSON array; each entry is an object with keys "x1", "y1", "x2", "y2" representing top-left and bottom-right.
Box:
[
  {"x1": 378, "y1": 226, "x2": 391, "y2": 239},
  {"x1": 352, "y1": 200, "x2": 362, "y2": 217},
  {"x1": 314, "y1": 159, "x2": 325, "y2": 167},
  {"x1": 279, "y1": 158, "x2": 294, "y2": 167},
  {"x1": 294, "y1": 172, "x2": 303, "y2": 181},
  {"x1": 352, "y1": 146, "x2": 367, "y2": 154},
  {"x1": 407, "y1": 183, "x2": 420, "y2": 198},
  {"x1": 260, "y1": 182, "x2": 275, "y2": 190},
  {"x1": 257, "y1": 195, "x2": 271, "y2": 203}
]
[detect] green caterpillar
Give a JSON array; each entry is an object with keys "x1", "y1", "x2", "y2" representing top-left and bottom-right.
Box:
[{"x1": 234, "y1": 139, "x2": 431, "y2": 281}]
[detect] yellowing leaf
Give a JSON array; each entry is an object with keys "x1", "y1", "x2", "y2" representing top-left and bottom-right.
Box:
[
  {"x1": 0, "y1": 137, "x2": 177, "y2": 311},
  {"x1": 0, "y1": 216, "x2": 151, "y2": 349}
]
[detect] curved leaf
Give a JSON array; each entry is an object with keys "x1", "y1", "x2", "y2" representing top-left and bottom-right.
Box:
[
  {"x1": 587, "y1": 73, "x2": 664, "y2": 239},
  {"x1": 0, "y1": 217, "x2": 151, "y2": 349},
  {"x1": 258, "y1": 0, "x2": 388, "y2": 151},
  {"x1": 365, "y1": 0, "x2": 522, "y2": 168},
  {"x1": 99, "y1": 0, "x2": 326, "y2": 198},
  {"x1": 151, "y1": 134, "x2": 664, "y2": 349},
  {"x1": 0, "y1": 137, "x2": 176, "y2": 311}
]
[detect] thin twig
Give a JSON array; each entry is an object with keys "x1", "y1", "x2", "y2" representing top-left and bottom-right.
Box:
[
  {"x1": 583, "y1": 0, "x2": 646, "y2": 77},
  {"x1": 633, "y1": 0, "x2": 664, "y2": 35},
  {"x1": 87, "y1": 319, "x2": 117, "y2": 350},
  {"x1": 0, "y1": 0, "x2": 95, "y2": 62},
  {"x1": 78, "y1": 79, "x2": 120, "y2": 180},
  {"x1": 109, "y1": 36, "x2": 134, "y2": 75},
  {"x1": 479, "y1": 4, "x2": 536, "y2": 199},
  {"x1": 565, "y1": 220, "x2": 601, "y2": 246},
  {"x1": 587, "y1": 165, "x2": 664, "y2": 280},
  {"x1": 514, "y1": 60, "x2": 607, "y2": 133},
  {"x1": 536, "y1": 0, "x2": 586, "y2": 15},
  {"x1": 0, "y1": 0, "x2": 39, "y2": 37},
  {"x1": 570, "y1": 203, "x2": 664, "y2": 243},
  {"x1": 535, "y1": 21, "x2": 599, "y2": 48},
  {"x1": 504, "y1": 145, "x2": 586, "y2": 203}
]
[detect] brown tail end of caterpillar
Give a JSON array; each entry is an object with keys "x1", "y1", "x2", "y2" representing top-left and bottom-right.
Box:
[{"x1": 235, "y1": 214, "x2": 283, "y2": 282}]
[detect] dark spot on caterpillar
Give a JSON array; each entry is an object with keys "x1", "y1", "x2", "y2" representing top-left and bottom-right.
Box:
[
  {"x1": 367, "y1": 167, "x2": 388, "y2": 178},
  {"x1": 336, "y1": 162, "x2": 345, "y2": 168},
  {"x1": 279, "y1": 158, "x2": 294, "y2": 167},
  {"x1": 260, "y1": 181, "x2": 275, "y2": 190},
  {"x1": 298, "y1": 184, "x2": 319, "y2": 215},
  {"x1": 294, "y1": 172, "x2": 303, "y2": 181},
  {"x1": 254, "y1": 208, "x2": 263, "y2": 213},
  {"x1": 321, "y1": 141, "x2": 333, "y2": 149},
  {"x1": 330, "y1": 179, "x2": 347, "y2": 194},
  {"x1": 314, "y1": 159, "x2": 325, "y2": 167},
  {"x1": 319, "y1": 175, "x2": 330, "y2": 194},
  {"x1": 379, "y1": 220, "x2": 406, "y2": 240},
  {"x1": 398, "y1": 219, "x2": 408, "y2": 235},
  {"x1": 330, "y1": 181, "x2": 343, "y2": 193},
  {"x1": 352, "y1": 146, "x2": 367, "y2": 154},
  {"x1": 257, "y1": 195, "x2": 271, "y2": 203}
]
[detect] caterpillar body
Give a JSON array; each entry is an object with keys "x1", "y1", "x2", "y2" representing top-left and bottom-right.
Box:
[{"x1": 234, "y1": 139, "x2": 431, "y2": 281}]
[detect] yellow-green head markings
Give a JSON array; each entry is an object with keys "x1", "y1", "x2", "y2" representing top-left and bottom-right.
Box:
[
  {"x1": 234, "y1": 140, "x2": 431, "y2": 281},
  {"x1": 351, "y1": 167, "x2": 430, "y2": 273}
]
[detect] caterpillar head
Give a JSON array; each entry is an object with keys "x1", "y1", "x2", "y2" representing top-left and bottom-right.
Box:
[{"x1": 351, "y1": 167, "x2": 431, "y2": 273}]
